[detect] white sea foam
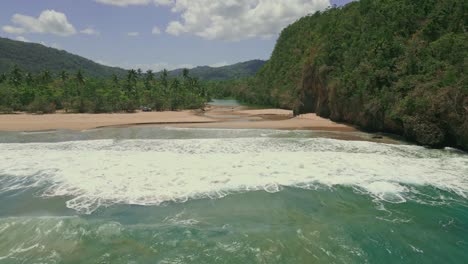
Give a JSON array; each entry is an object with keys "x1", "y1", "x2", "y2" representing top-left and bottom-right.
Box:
[{"x1": 0, "y1": 135, "x2": 467, "y2": 214}]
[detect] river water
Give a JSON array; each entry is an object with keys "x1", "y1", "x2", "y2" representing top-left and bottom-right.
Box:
[{"x1": 0, "y1": 110, "x2": 467, "y2": 263}]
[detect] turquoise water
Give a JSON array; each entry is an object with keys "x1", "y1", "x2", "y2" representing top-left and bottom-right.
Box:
[
  {"x1": 0, "y1": 127, "x2": 467, "y2": 263},
  {"x1": 208, "y1": 99, "x2": 242, "y2": 107}
]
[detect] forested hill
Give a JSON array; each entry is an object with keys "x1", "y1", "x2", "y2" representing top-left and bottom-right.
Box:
[
  {"x1": 224, "y1": 0, "x2": 467, "y2": 150},
  {"x1": 165, "y1": 60, "x2": 266, "y2": 80},
  {"x1": 0, "y1": 37, "x2": 126, "y2": 78}
]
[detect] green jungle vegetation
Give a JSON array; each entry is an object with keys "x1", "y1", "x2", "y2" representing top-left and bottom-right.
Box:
[
  {"x1": 166, "y1": 60, "x2": 266, "y2": 81},
  {"x1": 1, "y1": 0, "x2": 466, "y2": 149},
  {"x1": 211, "y1": 0, "x2": 467, "y2": 149},
  {"x1": 0, "y1": 38, "x2": 264, "y2": 114},
  {"x1": 0, "y1": 37, "x2": 126, "y2": 78},
  {"x1": 0, "y1": 37, "x2": 264, "y2": 81},
  {"x1": 0, "y1": 67, "x2": 208, "y2": 113}
]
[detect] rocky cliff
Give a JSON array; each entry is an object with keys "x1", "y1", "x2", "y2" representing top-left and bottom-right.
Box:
[
  {"x1": 298, "y1": 62, "x2": 468, "y2": 149},
  {"x1": 241, "y1": 0, "x2": 467, "y2": 150}
]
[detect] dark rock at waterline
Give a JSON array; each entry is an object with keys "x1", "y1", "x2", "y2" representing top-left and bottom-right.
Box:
[
  {"x1": 296, "y1": 64, "x2": 468, "y2": 151},
  {"x1": 403, "y1": 117, "x2": 446, "y2": 148}
]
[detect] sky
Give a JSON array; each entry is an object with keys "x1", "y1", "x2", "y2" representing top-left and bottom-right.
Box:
[{"x1": 0, "y1": 0, "x2": 354, "y2": 71}]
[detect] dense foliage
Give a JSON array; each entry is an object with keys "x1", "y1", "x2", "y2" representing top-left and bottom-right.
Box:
[
  {"x1": 0, "y1": 67, "x2": 208, "y2": 114},
  {"x1": 164, "y1": 60, "x2": 266, "y2": 81},
  {"x1": 0, "y1": 37, "x2": 126, "y2": 78},
  {"x1": 216, "y1": 0, "x2": 467, "y2": 149},
  {"x1": 0, "y1": 37, "x2": 264, "y2": 114},
  {"x1": 0, "y1": 36, "x2": 264, "y2": 81}
]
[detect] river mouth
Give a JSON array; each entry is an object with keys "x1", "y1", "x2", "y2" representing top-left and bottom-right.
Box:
[
  {"x1": 208, "y1": 99, "x2": 243, "y2": 107},
  {"x1": 0, "y1": 125, "x2": 467, "y2": 263}
]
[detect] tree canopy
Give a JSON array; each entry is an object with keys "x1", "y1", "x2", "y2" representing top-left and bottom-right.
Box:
[
  {"x1": 0, "y1": 67, "x2": 208, "y2": 114},
  {"x1": 0, "y1": 37, "x2": 126, "y2": 78},
  {"x1": 211, "y1": 0, "x2": 467, "y2": 149}
]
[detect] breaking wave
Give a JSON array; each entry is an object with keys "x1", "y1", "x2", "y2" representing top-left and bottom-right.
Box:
[{"x1": 0, "y1": 130, "x2": 467, "y2": 214}]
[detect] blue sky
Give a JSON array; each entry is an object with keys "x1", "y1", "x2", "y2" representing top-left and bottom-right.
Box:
[{"x1": 0, "y1": 0, "x2": 354, "y2": 71}]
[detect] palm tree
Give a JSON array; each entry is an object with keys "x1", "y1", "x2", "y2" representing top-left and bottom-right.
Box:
[
  {"x1": 75, "y1": 70, "x2": 86, "y2": 112},
  {"x1": 109, "y1": 74, "x2": 121, "y2": 111},
  {"x1": 170, "y1": 78, "x2": 181, "y2": 110},
  {"x1": 60, "y1": 71, "x2": 69, "y2": 82},
  {"x1": 136, "y1": 68, "x2": 143, "y2": 79},
  {"x1": 125, "y1": 69, "x2": 138, "y2": 97},
  {"x1": 9, "y1": 65, "x2": 23, "y2": 87},
  {"x1": 76, "y1": 70, "x2": 85, "y2": 85},
  {"x1": 145, "y1": 70, "x2": 154, "y2": 90},
  {"x1": 111, "y1": 74, "x2": 119, "y2": 84},
  {"x1": 182, "y1": 68, "x2": 190, "y2": 79},
  {"x1": 161, "y1": 69, "x2": 169, "y2": 95},
  {"x1": 25, "y1": 73, "x2": 34, "y2": 85},
  {"x1": 0, "y1": 73, "x2": 6, "y2": 83},
  {"x1": 41, "y1": 70, "x2": 52, "y2": 84}
]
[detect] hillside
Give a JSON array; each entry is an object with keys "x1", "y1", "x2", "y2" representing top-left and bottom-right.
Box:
[
  {"x1": 0, "y1": 37, "x2": 126, "y2": 78},
  {"x1": 0, "y1": 36, "x2": 264, "y2": 80},
  {"x1": 225, "y1": 0, "x2": 467, "y2": 150},
  {"x1": 165, "y1": 60, "x2": 266, "y2": 81}
]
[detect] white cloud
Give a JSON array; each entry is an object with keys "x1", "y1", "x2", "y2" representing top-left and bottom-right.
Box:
[
  {"x1": 127, "y1": 32, "x2": 140, "y2": 37},
  {"x1": 80, "y1": 27, "x2": 100, "y2": 35},
  {"x1": 95, "y1": 0, "x2": 173, "y2": 7},
  {"x1": 165, "y1": 21, "x2": 184, "y2": 36},
  {"x1": 164, "y1": 0, "x2": 330, "y2": 41},
  {"x1": 152, "y1": 26, "x2": 161, "y2": 35},
  {"x1": 96, "y1": 0, "x2": 151, "y2": 6},
  {"x1": 2, "y1": 10, "x2": 77, "y2": 36},
  {"x1": 3, "y1": 25, "x2": 25, "y2": 34},
  {"x1": 15, "y1": 36, "x2": 30, "y2": 42},
  {"x1": 154, "y1": 0, "x2": 174, "y2": 5},
  {"x1": 95, "y1": 0, "x2": 330, "y2": 41}
]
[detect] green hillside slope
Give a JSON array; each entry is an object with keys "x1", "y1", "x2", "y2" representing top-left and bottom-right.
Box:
[
  {"x1": 165, "y1": 60, "x2": 266, "y2": 81},
  {"x1": 0, "y1": 37, "x2": 126, "y2": 78},
  {"x1": 230, "y1": 0, "x2": 467, "y2": 150}
]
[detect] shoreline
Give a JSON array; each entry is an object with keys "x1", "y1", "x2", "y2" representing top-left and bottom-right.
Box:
[
  {"x1": 0, "y1": 105, "x2": 355, "y2": 132},
  {"x1": 0, "y1": 110, "x2": 215, "y2": 132},
  {"x1": 0, "y1": 106, "x2": 406, "y2": 144}
]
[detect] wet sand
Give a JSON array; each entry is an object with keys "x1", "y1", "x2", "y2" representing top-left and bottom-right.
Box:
[
  {"x1": 0, "y1": 111, "x2": 215, "y2": 131},
  {"x1": 0, "y1": 105, "x2": 355, "y2": 132}
]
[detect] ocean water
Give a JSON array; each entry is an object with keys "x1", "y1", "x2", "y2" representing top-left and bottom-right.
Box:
[
  {"x1": 208, "y1": 99, "x2": 242, "y2": 107},
  {"x1": 0, "y1": 127, "x2": 467, "y2": 264}
]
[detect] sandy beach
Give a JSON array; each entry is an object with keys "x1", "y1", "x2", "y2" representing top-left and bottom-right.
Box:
[
  {"x1": 0, "y1": 104, "x2": 355, "y2": 132},
  {"x1": 0, "y1": 111, "x2": 216, "y2": 131}
]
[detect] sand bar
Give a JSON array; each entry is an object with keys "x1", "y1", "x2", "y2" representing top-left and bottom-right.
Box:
[
  {"x1": 0, "y1": 106, "x2": 355, "y2": 132},
  {"x1": 169, "y1": 113, "x2": 355, "y2": 131},
  {"x1": 0, "y1": 111, "x2": 215, "y2": 131}
]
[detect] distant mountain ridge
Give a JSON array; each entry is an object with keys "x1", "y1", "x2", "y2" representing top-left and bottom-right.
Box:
[
  {"x1": 164, "y1": 60, "x2": 266, "y2": 81},
  {"x1": 0, "y1": 37, "x2": 126, "y2": 78},
  {"x1": 0, "y1": 37, "x2": 265, "y2": 81}
]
